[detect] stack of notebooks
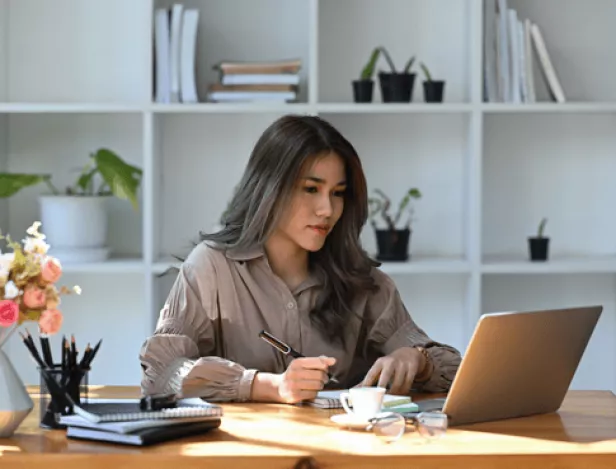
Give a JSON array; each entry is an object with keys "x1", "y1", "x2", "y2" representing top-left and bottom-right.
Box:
[
  {"x1": 59, "y1": 398, "x2": 223, "y2": 446},
  {"x1": 207, "y1": 58, "x2": 301, "y2": 103},
  {"x1": 307, "y1": 390, "x2": 420, "y2": 413}
]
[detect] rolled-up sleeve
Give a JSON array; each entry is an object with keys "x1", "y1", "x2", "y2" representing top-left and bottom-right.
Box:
[
  {"x1": 139, "y1": 252, "x2": 257, "y2": 402},
  {"x1": 364, "y1": 270, "x2": 462, "y2": 393}
]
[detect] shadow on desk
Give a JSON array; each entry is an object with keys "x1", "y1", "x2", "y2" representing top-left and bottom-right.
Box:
[{"x1": 459, "y1": 411, "x2": 616, "y2": 443}]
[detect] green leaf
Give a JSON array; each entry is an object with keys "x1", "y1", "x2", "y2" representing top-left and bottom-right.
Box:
[
  {"x1": 93, "y1": 148, "x2": 143, "y2": 210},
  {"x1": 378, "y1": 46, "x2": 397, "y2": 73},
  {"x1": 420, "y1": 62, "x2": 432, "y2": 81},
  {"x1": 0, "y1": 173, "x2": 50, "y2": 197},
  {"x1": 403, "y1": 56, "x2": 416, "y2": 74},
  {"x1": 77, "y1": 167, "x2": 97, "y2": 194},
  {"x1": 360, "y1": 47, "x2": 381, "y2": 80}
]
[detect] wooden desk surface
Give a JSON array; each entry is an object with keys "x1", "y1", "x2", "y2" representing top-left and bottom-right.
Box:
[{"x1": 1, "y1": 386, "x2": 616, "y2": 469}]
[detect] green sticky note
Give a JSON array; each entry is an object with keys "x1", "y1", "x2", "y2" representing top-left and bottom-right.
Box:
[{"x1": 385, "y1": 402, "x2": 420, "y2": 413}]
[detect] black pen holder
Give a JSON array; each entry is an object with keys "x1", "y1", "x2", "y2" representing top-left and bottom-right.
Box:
[{"x1": 38, "y1": 365, "x2": 89, "y2": 429}]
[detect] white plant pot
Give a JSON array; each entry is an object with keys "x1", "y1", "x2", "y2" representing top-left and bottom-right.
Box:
[{"x1": 39, "y1": 195, "x2": 110, "y2": 263}]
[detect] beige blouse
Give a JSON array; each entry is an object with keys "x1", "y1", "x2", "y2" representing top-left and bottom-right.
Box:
[{"x1": 139, "y1": 242, "x2": 462, "y2": 402}]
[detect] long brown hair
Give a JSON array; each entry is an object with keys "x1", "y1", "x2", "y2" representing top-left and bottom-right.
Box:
[{"x1": 201, "y1": 114, "x2": 379, "y2": 343}]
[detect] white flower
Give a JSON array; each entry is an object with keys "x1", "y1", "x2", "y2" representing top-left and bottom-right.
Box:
[
  {"x1": 0, "y1": 252, "x2": 13, "y2": 272},
  {"x1": 73, "y1": 286, "x2": 82, "y2": 295},
  {"x1": 4, "y1": 280, "x2": 19, "y2": 299},
  {"x1": 23, "y1": 237, "x2": 49, "y2": 255},
  {"x1": 26, "y1": 221, "x2": 46, "y2": 239}
]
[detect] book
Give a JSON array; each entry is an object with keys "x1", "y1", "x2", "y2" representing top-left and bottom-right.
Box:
[
  {"x1": 70, "y1": 397, "x2": 223, "y2": 424},
  {"x1": 214, "y1": 58, "x2": 301, "y2": 75},
  {"x1": 58, "y1": 413, "x2": 220, "y2": 434},
  {"x1": 66, "y1": 419, "x2": 221, "y2": 446},
  {"x1": 307, "y1": 390, "x2": 414, "y2": 410}
]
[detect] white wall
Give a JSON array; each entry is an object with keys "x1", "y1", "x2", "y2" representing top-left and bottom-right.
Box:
[{"x1": 7, "y1": 0, "x2": 151, "y2": 103}]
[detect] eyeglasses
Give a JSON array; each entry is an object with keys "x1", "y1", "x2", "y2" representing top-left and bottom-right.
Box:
[{"x1": 368, "y1": 411, "x2": 448, "y2": 443}]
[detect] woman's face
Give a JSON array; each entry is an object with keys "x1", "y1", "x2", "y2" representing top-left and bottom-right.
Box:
[{"x1": 274, "y1": 152, "x2": 347, "y2": 253}]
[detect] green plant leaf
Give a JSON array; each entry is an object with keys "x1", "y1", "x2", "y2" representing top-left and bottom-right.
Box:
[
  {"x1": 420, "y1": 62, "x2": 432, "y2": 81},
  {"x1": 0, "y1": 173, "x2": 50, "y2": 197},
  {"x1": 394, "y1": 187, "x2": 422, "y2": 225},
  {"x1": 76, "y1": 166, "x2": 97, "y2": 194},
  {"x1": 360, "y1": 47, "x2": 381, "y2": 80},
  {"x1": 93, "y1": 148, "x2": 143, "y2": 210},
  {"x1": 378, "y1": 46, "x2": 397, "y2": 73},
  {"x1": 403, "y1": 56, "x2": 416, "y2": 74},
  {"x1": 537, "y1": 217, "x2": 548, "y2": 238}
]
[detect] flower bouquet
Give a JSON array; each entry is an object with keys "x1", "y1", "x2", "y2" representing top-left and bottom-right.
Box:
[{"x1": 0, "y1": 221, "x2": 81, "y2": 347}]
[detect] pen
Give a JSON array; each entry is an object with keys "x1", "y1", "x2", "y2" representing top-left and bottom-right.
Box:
[{"x1": 259, "y1": 330, "x2": 339, "y2": 384}]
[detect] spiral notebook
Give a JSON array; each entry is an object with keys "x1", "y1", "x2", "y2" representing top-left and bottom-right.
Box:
[
  {"x1": 307, "y1": 390, "x2": 413, "y2": 409},
  {"x1": 73, "y1": 398, "x2": 223, "y2": 423}
]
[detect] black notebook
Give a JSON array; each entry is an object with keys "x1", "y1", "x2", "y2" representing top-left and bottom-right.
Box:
[
  {"x1": 66, "y1": 419, "x2": 221, "y2": 446},
  {"x1": 72, "y1": 398, "x2": 223, "y2": 423}
]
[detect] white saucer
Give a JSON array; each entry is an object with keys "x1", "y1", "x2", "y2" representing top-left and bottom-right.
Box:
[{"x1": 330, "y1": 412, "x2": 390, "y2": 430}]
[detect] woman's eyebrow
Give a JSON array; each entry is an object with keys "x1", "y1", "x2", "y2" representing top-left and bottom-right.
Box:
[{"x1": 303, "y1": 176, "x2": 347, "y2": 185}]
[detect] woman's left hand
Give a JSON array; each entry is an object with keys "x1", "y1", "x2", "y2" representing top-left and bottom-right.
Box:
[{"x1": 361, "y1": 347, "x2": 424, "y2": 395}]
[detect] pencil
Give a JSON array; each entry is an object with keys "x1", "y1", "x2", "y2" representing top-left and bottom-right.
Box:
[{"x1": 19, "y1": 331, "x2": 46, "y2": 368}]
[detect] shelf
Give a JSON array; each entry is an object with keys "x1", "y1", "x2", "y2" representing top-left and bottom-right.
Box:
[
  {"x1": 481, "y1": 255, "x2": 616, "y2": 274},
  {"x1": 60, "y1": 257, "x2": 145, "y2": 274},
  {"x1": 0, "y1": 102, "x2": 613, "y2": 115},
  {"x1": 482, "y1": 103, "x2": 616, "y2": 114},
  {"x1": 0, "y1": 103, "x2": 144, "y2": 113},
  {"x1": 317, "y1": 103, "x2": 472, "y2": 114},
  {"x1": 151, "y1": 103, "x2": 313, "y2": 114},
  {"x1": 378, "y1": 258, "x2": 470, "y2": 275}
]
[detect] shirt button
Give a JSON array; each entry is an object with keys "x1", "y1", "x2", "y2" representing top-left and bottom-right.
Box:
[{"x1": 287, "y1": 301, "x2": 296, "y2": 310}]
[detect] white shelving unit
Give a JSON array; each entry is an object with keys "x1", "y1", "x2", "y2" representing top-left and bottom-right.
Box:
[{"x1": 0, "y1": 0, "x2": 614, "y2": 392}]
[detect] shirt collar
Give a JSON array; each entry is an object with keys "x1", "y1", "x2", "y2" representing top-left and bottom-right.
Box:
[{"x1": 224, "y1": 244, "x2": 266, "y2": 261}]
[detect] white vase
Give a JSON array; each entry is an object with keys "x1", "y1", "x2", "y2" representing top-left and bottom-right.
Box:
[
  {"x1": 39, "y1": 195, "x2": 110, "y2": 263},
  {"x1": 0, "y1": 349, "x2": 34, "y2": 437}
]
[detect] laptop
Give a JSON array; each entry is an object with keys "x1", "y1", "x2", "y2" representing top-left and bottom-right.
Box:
[{"x1": 412, "y1": 305, "x2": 603, "y2": 426}]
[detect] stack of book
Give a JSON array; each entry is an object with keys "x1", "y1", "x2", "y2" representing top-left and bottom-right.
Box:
[
  {"x1": 58, "y1": 397, "x2": 223, "y2": 446},
  {"x1": 154, "y1": 3, "x2": 200, "y2": 103},
  {"x1": 207, "y1": 58, "x2": 301, "y2": 103},
  {"x1": 483, "y1": 0, "x2": 566, "y2": 103}
]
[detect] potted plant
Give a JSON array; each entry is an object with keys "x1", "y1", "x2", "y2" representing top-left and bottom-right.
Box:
[
  {"x1": 352, "y1": 47, "x2": 381, "y2": 103},
  {"x1": 0, "y1": 148, "x2": 142, "y2": 263},
  {"x1": 528, "y1": 217, "x2": 549, "y2": 261},
  {"x1": 377, "y1": 47, "x2": 417, "y2": 103},
  {"x1": 420, "y1": 62, "x2": 446, "y2": 103},
  {"x1": 369, "y1": 187, "x2": 422, "y2": 261}
]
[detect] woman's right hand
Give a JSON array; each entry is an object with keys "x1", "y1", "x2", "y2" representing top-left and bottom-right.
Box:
[{"x1": 251, "y1": 356, "x2": 336, "y2": 404}]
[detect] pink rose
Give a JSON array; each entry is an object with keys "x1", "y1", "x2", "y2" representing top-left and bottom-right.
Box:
[
  {"x1": 23, "y1": 284, "x2": 46, "y2": 309},
  {"x1": 39, "y1": 308, "x2": 63, "y2": 335},
  {"x1": 0, "y1": 300, "x2": 19, "y2": 327},
  {"x1": 41, "y1": 257, "x2": 62, "y2": 284}
]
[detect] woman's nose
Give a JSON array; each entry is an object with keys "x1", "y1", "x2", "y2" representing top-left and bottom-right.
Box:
[{"x1": 315, "y1": 194, "x2": 333, "y2": 217}]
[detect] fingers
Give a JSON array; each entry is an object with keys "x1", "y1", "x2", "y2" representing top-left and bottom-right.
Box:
[
  {"x1": 362, "y1": 360, "x2": 383, "y2": 387},
  {"x1": 286, "y1": 368, "x2": 328, "y2": 384},
  {"x1": 389, "y1": 366, "x2": 410, "y2": 395},
  {"x1": 292, "y1": 356, "x2": 336, "y2": 370},
  {"x1": 362, "y1": 357, "x2": 415, "y2": 394},
  {"x1": 377, "y1": 362, "x2": 395, "y2": 389},
  {"x1": 278, "y1": 356, "x2": 336, "y2": 404}
]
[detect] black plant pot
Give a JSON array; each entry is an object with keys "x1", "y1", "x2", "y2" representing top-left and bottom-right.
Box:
[
  {"x1": 378, "y1": 72, "x2": 415, "y2": 103},
  {"x1": 375, "y1": 228, "x2": 411, "y2": 261},
  {"x1": 528, "y1": 237, "x2": 550, "y2": 261},
  {"x1": 352, "y1": 79, "x2": 374, "y2": 103},
  {"x1": 423, "y1": 80, "x2": 446, "y2": 103}
]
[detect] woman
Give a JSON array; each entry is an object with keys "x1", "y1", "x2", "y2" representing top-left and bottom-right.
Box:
[{"x1": 139, "y1": 114, "x2": 461, "y2": 404}]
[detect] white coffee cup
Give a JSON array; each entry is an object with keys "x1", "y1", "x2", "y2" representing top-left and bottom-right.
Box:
[{"x1": 339, "y1": 386, "x2": 386, "y2": 421}]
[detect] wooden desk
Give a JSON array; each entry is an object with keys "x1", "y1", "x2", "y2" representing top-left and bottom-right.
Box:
[{"x1": 1, "y1": 386, "x2": 616, "y2": 468}]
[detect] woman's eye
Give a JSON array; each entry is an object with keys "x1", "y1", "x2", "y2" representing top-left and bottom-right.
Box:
[
  {"x1": 333, "y1": 190, "x2": 346, "y2": 197},
  {"x1": 304, "y1": 186, "x2": 318, "y2": 194}
]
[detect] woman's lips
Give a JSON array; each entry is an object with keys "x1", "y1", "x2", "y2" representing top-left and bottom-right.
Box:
[{"x1": 308, "y1": 225, "x2": 329, "y2": 235}]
